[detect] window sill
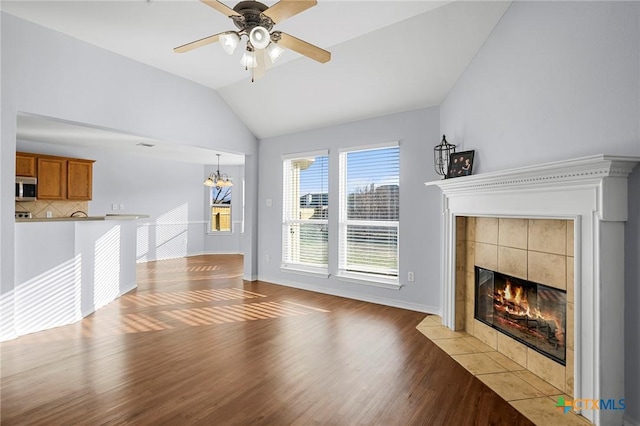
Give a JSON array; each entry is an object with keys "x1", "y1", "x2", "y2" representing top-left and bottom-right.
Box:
[
  {"x1": 280, "y1": 264, "x2": 329, "y2": 279},
  {"x1": 336, "y1": 271, "x2": 402, "y2": 290}
]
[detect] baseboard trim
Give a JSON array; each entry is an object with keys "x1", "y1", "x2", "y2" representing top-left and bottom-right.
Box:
[
  {"x1": 194, "y1": 251, "x2": 243, "y2": 256},
  {"x1": 120, "y1": 282, "x2": 137, "y2": 296},
  {"x1": 258, "y1": 275, "x2": 441, "y2": 315}
]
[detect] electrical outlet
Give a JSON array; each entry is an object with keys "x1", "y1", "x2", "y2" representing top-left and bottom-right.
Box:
[
  {"x1": 112, "y1": 203, "x2": 117, "y2": 210},
  {"x1": 46, "y1": 211, "x2": 52, "y2": 218},
  {"x1": 265, "y1": 254, "x2": 270, "y2": 262},
  {"x1": 266, "y1": 199, "x2": 272, "y2": 207},
  {"x1": 119, "y1": 204, "x2": 124, "y2": 210},
  {"x1": 408, "y1": 271, "x2": 415, "y2": 282}
]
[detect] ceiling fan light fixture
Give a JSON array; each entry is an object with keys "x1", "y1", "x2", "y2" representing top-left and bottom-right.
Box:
[
  {"x1": 240, "y1": 49, "x2": 257, "y2": 68},
  {"x1": 266, "y1": 42, "x2": 285, "y2": 64},
  {"x1": 219, "y1": 32, "x2": 240, "y2": 55},
  {"x1": 175, "y1": 0, "x2": 331, "y2": 81},
  {"x1": 249, "y1": 26, "x2": 271, "y2": 50}
]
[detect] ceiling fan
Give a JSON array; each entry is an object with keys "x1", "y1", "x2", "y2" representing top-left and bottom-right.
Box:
[{"x1": 174, "y1": 0, "x2": 331, "y2": 81}]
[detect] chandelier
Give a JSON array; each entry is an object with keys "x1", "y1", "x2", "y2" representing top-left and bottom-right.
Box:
[{"x1": 204, "y1": 154, "x2": 233, "y2": 188}]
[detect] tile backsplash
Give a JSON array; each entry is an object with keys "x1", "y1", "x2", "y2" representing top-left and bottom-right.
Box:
[{"x1": 15, "y1": 200, "x2": 88, "y2": 218}]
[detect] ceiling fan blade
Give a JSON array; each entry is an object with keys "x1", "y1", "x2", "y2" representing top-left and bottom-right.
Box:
[
  {"x1": 174, "y1": 33, "x2": 224, "y2": 53},
  {"x1": 275, "y1": 31, "x2": 330, "y2": 63},
  {"x1": 200, "y1": 0, "x2": 241, "y2": 17},
  {"x1": 263, "y1": 0, "x2": 317, "y2": 24},
  {"x1": 252, "y1": 49, "x2": 267, "y2": 81}
]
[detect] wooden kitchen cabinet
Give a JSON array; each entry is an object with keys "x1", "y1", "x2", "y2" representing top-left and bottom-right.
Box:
[
  {"x1": 67, "y1": 159, "x2": 93, "y2": 200},
  {"x1": 37, "y1": 157, "x2": 67, "y2": 200},
  {"x1": 19, "y1": 152, "x2": 95, "y2": 200},
  {"x1": 15, "y1": 153, "x2": 36, "y2": 177}
]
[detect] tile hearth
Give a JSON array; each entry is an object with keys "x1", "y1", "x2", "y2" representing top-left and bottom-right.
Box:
[{"x1": 417, "y1": 315, "x2": 592, "y2": 426}]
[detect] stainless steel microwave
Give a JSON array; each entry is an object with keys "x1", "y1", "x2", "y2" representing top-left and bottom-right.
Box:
[{"x1": 15, "y1": 176, "x2": 37, "y2": 201}]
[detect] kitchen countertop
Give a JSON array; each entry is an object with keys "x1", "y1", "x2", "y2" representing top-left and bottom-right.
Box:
[{"x1": 16, "y1": 214, "x2": 149, "y2": 223}]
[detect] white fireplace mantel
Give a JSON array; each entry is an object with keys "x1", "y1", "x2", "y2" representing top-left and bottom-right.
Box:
[{"x1": 426, "y1": 155, "x2": 639, "y2": 426}]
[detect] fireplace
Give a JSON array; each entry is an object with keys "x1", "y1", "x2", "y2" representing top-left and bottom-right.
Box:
[
  {"x1": 475, "y1": 267, "x2": 566, "y2": 364},
  {"x1": 426, "y1": 155, "x2": 639, "y2": 425}
]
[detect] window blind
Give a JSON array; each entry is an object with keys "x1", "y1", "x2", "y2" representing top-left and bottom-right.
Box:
[
  {"x1": 282, "y1": 152, "x2": 329, "y2": 270},
  {"x1": 339, "y1": 145, "x2": 399, "y2": 278}
]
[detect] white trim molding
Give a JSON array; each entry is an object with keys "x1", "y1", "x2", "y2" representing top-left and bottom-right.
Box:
[
  {"x1": 426, "y1": 155, "x2": 640, "y2": 426},
  {"x1": 259, "y1": 275, "x2": 436, "y2": 314}
]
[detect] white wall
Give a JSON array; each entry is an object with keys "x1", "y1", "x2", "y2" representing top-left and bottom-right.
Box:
[
  {"x1": 15, "y1": 218, "x2": 138, "y2": 336},
  {"x1": 440, "y1": 1, "x2": 639, "y2": 168},
  {"x1": 440, "y1": 1, "x2": 640, "y2": 423},
  {"x1": 242, "y1": 154, "x2": 259, "y2": 281},
  {"x1": 203, "y1": 164, "x2": 244, "y2": 255},
  {"x1": 1, "y1": 13, "x2": 258, "y2": 340},
  {"x1": 258, "y1": 107, "x2": 442, "y2": 313}
]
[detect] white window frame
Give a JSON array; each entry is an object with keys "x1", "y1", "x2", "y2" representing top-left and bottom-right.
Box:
[
  {"x1": 337, "y1": 142, "x2": 400, "y2": 289},
  {"x1": 281, "y1": 150, "x2": 329, "y2": 277},
  {"x1": 209, "y1": 185, "x2": 233, "y2": 234}
]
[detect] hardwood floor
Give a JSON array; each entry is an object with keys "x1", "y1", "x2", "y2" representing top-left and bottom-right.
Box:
[{"x1": 1, "y1": 255, "x2": 533, "y2": 425}]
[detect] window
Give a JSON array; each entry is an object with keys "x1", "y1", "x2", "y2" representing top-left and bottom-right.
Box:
[
  {"x1": 339, "y1": 144, "x2": 399, "y2": 285},
  {"x1": 210, "y1": 185, "x2": 232, "y2": 232},
  {"x1": 282, "y1": 151, "x2": 329, "y2": 273}
]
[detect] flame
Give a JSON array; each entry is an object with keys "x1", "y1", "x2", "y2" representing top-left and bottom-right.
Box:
[
  {"x1": 487, "y1": 278, "x2": 566, "y2": 350},
  {"x1": 514, "y1": 286, "x2": 523, "y2": 305},
  {"x1": 496, "y1": 280, "x2": 536, "y2": 319},
  {"x1": 504, "y1": 283, "x2": 512, "y2": 300}
]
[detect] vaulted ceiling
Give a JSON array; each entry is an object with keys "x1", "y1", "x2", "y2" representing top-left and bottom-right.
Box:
[{"x1": 4, "y1": 1, "x2": 510, "y2": 160}]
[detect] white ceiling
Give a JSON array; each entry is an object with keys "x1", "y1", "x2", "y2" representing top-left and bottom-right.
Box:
[{"x1": 3, "y1": 0, "x2": 511, "y2": 159}]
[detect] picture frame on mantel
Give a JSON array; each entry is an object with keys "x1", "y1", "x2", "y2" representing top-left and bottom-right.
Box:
[{"x1": 447, "y1": 150, "x2": 475, "y2": 178}]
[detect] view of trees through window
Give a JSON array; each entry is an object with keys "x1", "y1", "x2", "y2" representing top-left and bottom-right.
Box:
[{"x1": 211, "y1": 185, "x2": 232, "y2": 232}]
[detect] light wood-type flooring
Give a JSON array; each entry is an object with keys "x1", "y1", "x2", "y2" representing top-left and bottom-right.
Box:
[{"x1": 1, "y1": 254, "x2": 533, "y2": 425}]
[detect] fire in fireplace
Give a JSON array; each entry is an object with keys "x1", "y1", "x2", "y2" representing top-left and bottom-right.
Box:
[{"x1": 475, "y1": 267, "x2": 566, "y2": 364}]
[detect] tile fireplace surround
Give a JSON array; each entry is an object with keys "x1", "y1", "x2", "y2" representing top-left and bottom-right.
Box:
[{"x1": 426, "y1": 155, "x2": 639, "y2": 426}]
